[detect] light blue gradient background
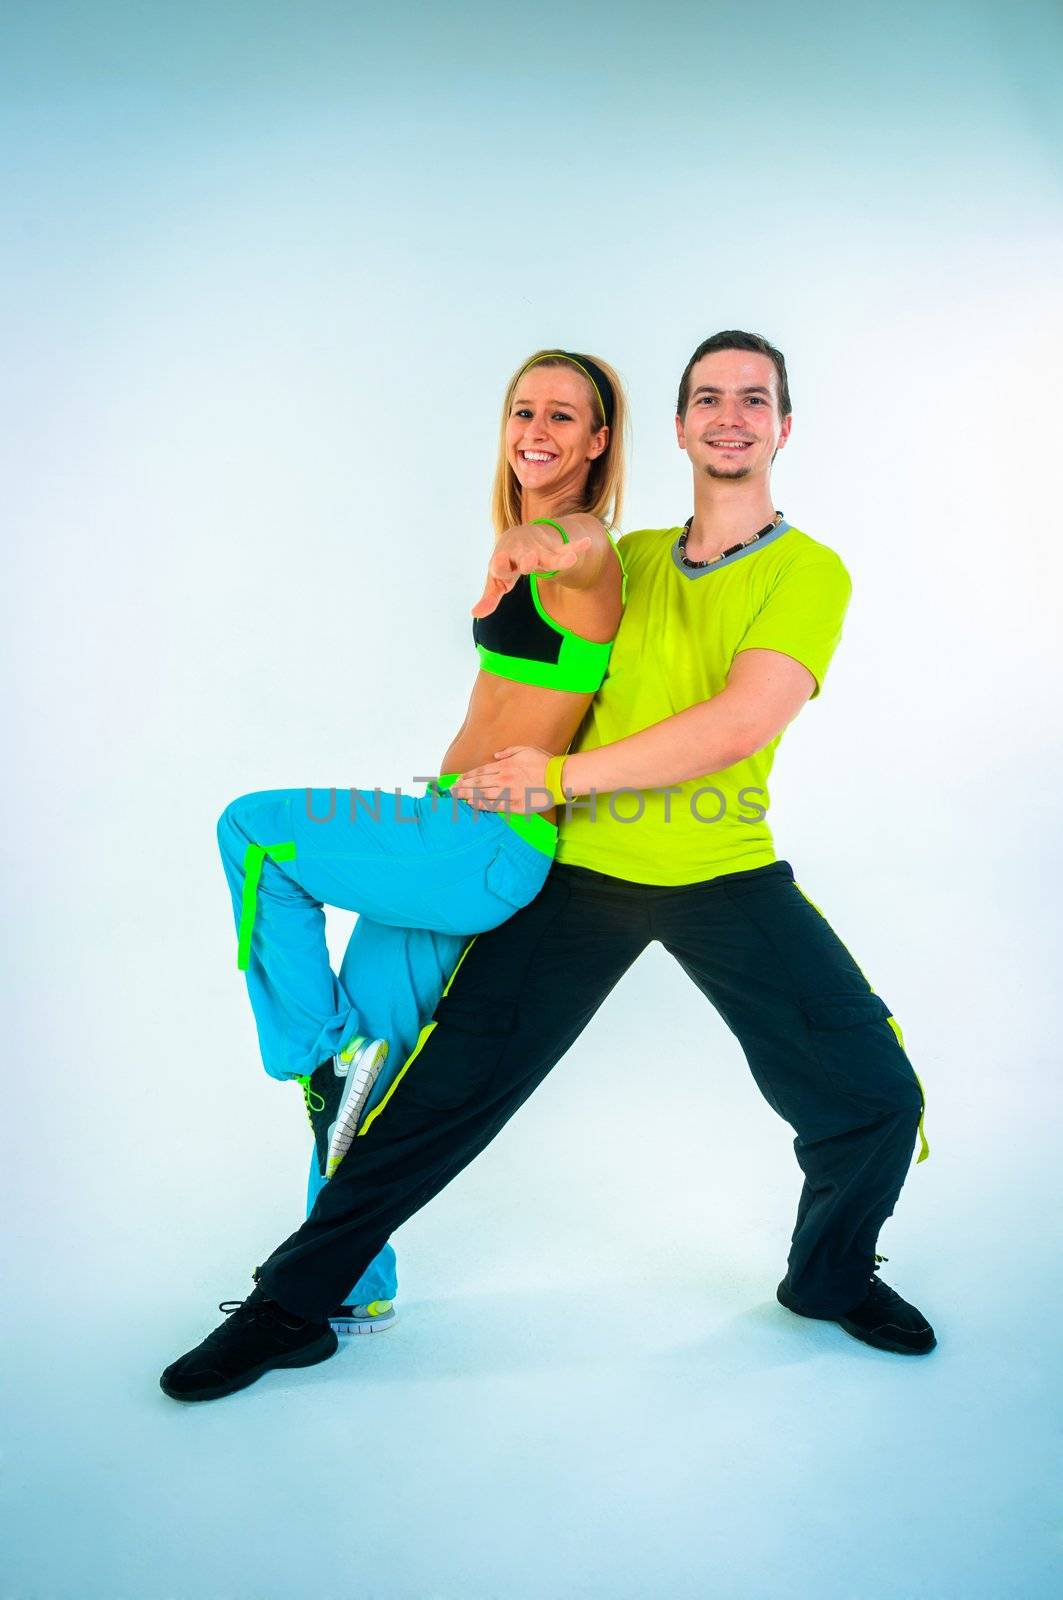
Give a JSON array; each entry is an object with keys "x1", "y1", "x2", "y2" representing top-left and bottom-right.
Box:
[{"x1": 3, "y1": 3, "x2": 1061, "y2": 1597}]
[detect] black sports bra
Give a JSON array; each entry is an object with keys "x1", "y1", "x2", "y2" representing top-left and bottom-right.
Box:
[{"x1": 472, "y1": 537, "x2": 627, "y2": 693}]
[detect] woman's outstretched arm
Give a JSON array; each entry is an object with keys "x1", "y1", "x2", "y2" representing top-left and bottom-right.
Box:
[{"x1": 471, "y1": 513, "x2": 613, "y2": 618}]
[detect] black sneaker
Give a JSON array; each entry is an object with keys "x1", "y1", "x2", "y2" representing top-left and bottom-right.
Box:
[
  {"x1": 777, "y1": 1258, "x2": 936, "y2": 1355},
  {"x1": 159, "y1": 1286, "x2": 338, "y2": 1402}
]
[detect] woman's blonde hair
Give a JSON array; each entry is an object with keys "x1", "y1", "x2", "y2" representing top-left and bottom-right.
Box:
[{"x1": 489, "y1": 350, "x2": 628, "y2": 535}]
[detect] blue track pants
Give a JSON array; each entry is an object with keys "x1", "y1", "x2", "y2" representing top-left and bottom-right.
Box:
[{"x1": 217, "y1": 783, "x2": 555, "y2": 1305}]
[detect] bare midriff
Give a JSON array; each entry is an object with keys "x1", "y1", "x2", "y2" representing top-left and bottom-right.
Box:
[{"x1": 440, "y1": 672, "x2": 597, "y2": 825}]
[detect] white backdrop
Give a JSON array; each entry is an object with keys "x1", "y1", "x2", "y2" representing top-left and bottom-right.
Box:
[{"x1": 3, "y1": 3, "x2": 1061, "y2": 1597}]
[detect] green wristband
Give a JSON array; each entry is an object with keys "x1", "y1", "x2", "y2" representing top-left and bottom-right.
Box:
[{"x1": 530, "y1": 516, "x2": 570, "y2": 579}]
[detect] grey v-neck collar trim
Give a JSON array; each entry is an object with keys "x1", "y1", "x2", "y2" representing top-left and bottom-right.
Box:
[{"x1": 670, "y1": 518, "x2": 792, "y2": 579}]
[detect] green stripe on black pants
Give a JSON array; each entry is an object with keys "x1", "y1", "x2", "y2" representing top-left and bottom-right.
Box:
[{"x1": 257, "y1": 860, "x2": 926, "y2": 1320}]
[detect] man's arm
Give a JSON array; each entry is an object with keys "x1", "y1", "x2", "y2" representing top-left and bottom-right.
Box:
[
  {"x1": 565, "y1": 648, "x2": 815, "y2": 792},
  {"x1": 452, "y1": 648, "x2": 816, "y2": 807}
]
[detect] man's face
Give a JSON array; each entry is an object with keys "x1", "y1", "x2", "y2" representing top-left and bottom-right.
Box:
[{"x1": 675, "y1": 349, "x2": 791, "y2": 480}]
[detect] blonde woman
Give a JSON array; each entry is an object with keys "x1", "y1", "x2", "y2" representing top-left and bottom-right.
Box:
[{"x1": 212, "y1": 350, "x2": 627, "y2": 1340}]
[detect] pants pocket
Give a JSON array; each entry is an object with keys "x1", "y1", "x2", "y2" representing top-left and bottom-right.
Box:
[
  {"x1": 482, "y1": 844, "x2": 545, "y2": 917},
  {"x1": 396, "y1": 992, "x2": 518, "y2": 1112},
  {"x1": 798, "y1": 992, "x2": 923, "y2": 1121}
]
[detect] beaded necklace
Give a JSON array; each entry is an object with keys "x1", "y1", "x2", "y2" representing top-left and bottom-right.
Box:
[{"x1": 677, "y1": 511, "x2": 784, "y2": 569}]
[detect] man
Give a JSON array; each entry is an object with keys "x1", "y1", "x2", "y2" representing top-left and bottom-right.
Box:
[{"x1": 161, "y1": 331, "x2": 933, "y2": 1402}]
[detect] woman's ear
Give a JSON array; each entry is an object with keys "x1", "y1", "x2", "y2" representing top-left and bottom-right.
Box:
[{"x1": 587, "y1": 425, "x2": 609, "y2": 461}]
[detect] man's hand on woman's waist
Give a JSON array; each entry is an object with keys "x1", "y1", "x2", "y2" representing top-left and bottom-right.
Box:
[
  {"x1": 453, "y1": 746, "x2": 554, "y2": 813},
  {"x1": 455, "y1": 651, "x2": 817, "y2": 811}
]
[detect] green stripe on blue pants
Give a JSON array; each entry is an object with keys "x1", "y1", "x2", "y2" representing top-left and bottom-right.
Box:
[{"x1": 217, "y1": 784, "x2": 555, "y2": 1306}]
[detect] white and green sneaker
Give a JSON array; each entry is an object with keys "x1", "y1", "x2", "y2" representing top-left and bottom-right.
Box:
[
  {"x1": 329, "y1": 1299, "x2": 398, "y2": 1337},
  {"x1": 296, "y1": 1035, "x2": 389, "y2": 1179}
]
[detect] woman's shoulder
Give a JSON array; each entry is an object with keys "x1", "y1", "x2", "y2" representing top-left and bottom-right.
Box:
[{"x1": 558, "y1": 511, "x2": 615, "y2": 547}]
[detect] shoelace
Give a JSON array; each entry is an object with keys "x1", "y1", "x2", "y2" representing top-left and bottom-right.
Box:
[
  {"x1": 215, "y1": 1296, "x2": 319, "y2": 1339},
  {"x1": 217, "y1": 1298, "x2": 277, "y2": 1326},
  {"x1": 295, "y1": 1074, "x2": 325, "y2": 1122},
  {"x1": 863, "y1": 1254, "x2": 904, "y2": 1309},
  {"x1": 192, "y1": 1296, "x2": 284, "y2": 1348}
]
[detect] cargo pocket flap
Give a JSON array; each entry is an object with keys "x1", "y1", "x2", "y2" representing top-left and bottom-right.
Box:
[
  {"x1": 484, "y1": 845, "x2": 540, "y2": 911},
  {"x1": 433, "y1": 990, "x2": 518, "y2": 1038},
  {"x1": 799, "y1": 992, "x2": 890, "y2": 1031}
]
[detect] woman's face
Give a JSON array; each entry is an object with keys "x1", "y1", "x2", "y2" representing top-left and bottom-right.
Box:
[{"x1": 505, "y1": 364, "x2": 609, "y2": 504}]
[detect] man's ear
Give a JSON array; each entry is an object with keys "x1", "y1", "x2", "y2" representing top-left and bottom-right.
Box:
[{"x1": 675, "y1": 412, "x2": 687, "y2": 450}]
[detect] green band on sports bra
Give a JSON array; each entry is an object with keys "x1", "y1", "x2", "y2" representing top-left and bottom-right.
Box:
[
  {"x1": 474, "y1": 529, "x2": 628, "y2": 692},
  {"x1": 531, "y1": 516, "x2": 569, "y2": 578}
]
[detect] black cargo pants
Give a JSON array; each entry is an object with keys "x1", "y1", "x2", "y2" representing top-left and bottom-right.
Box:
[{"x1": 258, "y1": 860, "x2": 927, "y2": 1319}]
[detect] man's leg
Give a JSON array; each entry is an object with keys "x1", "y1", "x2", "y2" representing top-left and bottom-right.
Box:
[
  {"x1": 657, "y1": 860, "x2": 928, "y2": 1321},
  {"x1": 216, "y1": 785, "x2": 547, "y2": 1332},
  {"x1": 256, "y1": 866, "x2": 649, "y2": 1321},
  {"x1": 162, "y1": 866, "x2": 648, "y2": 1398}
]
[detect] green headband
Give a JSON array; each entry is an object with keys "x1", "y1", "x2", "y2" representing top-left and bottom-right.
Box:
[{"x1": 517, "y1": 351, "x2": 614, "y2": 429}]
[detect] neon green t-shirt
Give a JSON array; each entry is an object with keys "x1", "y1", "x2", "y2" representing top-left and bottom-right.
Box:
[{"x1": 554, "y1": 519, "x2": 852, "y2": 886}]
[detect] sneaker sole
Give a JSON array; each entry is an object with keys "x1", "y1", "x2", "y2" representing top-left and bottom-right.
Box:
[
  {"x1": 778, "y1": 1284, "x2": 936, "y2": 1356},
  {"x1": 329, "y1": 1307, "x2": 398, "y2": 1337},
  {"x1": 326, "y1": 1039, "x2": 388, "y2": 1178},
  {"x1": 835, "y1": 1316, "x2": 937, "y2": 1355},
  {"x1": 159, "y1": 1328, "x2": 339, "y2": 1403}
]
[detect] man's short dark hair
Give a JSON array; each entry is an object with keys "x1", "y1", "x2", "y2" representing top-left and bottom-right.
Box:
[{"x1": 677, "y1": 331, "x2": 791, "y2": 418}]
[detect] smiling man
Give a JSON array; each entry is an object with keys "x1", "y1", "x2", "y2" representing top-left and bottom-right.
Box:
[{"x1": 161, "y1": 331, "x2": 935, "y2": 1402}]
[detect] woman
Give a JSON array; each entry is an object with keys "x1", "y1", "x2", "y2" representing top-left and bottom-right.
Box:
[{"x1": 216, "y1": 349, "x2": 628, "y2": 1329}]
